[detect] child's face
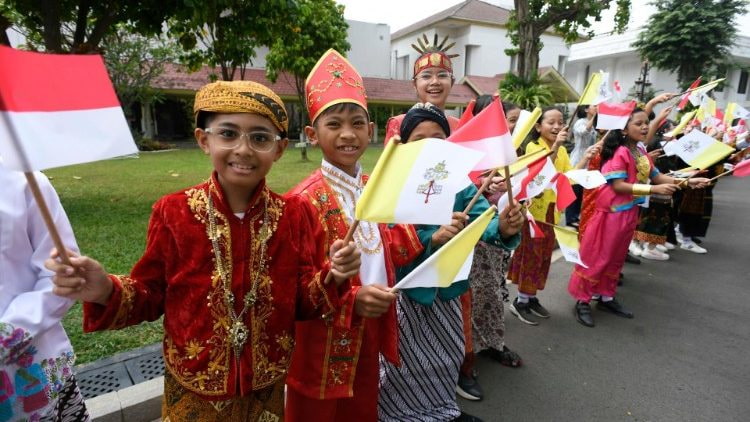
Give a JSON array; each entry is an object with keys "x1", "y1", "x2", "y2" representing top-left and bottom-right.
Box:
[
  {"x1": 195, "y1": 113, "x2": 287, "y2": 196},
  {"x1": 534, "y1": 109, "x2": 564, "y2": 143},
  {"x1": 622, "y1": 111, "x2": 650, "y2": 143},
  {"x1": 506, "y1": 108, "x2": 521, "y2": 133},
  {"x1": 413, "y1": 66, "x2": 453, "y2": 109},
  {"x1": 306, "y1": 106, "x2": 373, "y2": 176},
  {"x1": 405, "y1": 120, "x2": 447, "y2": 143}
]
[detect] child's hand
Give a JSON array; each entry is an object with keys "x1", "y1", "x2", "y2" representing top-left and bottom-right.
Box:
[
  {"x1": 499, "y1": 203, "x2": 523, "y2": 238},
  {"x1": 329, "y1": 240, "x2": 361, "y2": 286},
  {"x1": 431, "y1": 212, "x2": 468, "y2": 246},
  {"x1": 554, "y1": 127, "x2": 569, "y2": 147},
  {"x1": 652, "y1": 184, "x2": 678, "y2": 196},
  {"x1": 44, "y1": 248, "x2": 112, "y2": 305},
  {"x1": 688, "y1": 177, "x2": 711, "y2": 189},
  {"x1": 355, "y1": 284, "x2": 397, "y2": 318},
  {"x1": 584, "y1": 143, "x2": 601, "y2": 161},
  {"x1": 648, "y1": 148, "x2": 663, "y2": 159},
  {"x1": 487, "y1": 175, "x2": 507, "y2": 194}
]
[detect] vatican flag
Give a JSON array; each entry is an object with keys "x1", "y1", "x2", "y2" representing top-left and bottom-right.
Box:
[
  {"x1": 355, "y1": 138, "x2": 483, "y2": 225},
  {"x1": 393, "y1": 206, "x2": 496, "y2": 290}
]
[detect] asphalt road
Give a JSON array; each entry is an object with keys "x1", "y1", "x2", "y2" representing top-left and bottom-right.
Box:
[{"x1": 461, "y1": 176, "x2": 750, "y2": 422}]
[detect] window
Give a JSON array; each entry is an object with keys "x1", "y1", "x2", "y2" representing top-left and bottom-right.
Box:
[
  {"x1": 584, "y1": 65, "x2": 590, "y2": 87},
  {"x1": 558, "y1": 55, "x2": 568, "y2": 74},
  {"x1": 738, "y1": 70, "x2": 749, "y2": 95}
]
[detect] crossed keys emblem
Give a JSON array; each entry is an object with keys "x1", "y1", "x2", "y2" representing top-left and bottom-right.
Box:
[
  {"x1": 681, "y1": 140, "x2": 701, "y2": 154},
  {"x1": 531, "y1": 174, "x2": 547, "y2": 188},
  {"x1": 417, "y1": 160, "x2": 450, "y2": 203}
]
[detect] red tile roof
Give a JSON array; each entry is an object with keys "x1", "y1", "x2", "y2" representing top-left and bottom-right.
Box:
[{"x1": 153, "y1": 63, "x2": 477, "y2": 107}]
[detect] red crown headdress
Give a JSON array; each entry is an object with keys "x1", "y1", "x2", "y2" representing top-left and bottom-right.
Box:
[
  {"x1": 412, "y1": 33, "x2": 459, "y2": 76},
  {"x1": 305, "y1": 49, "x2": 368, "y2": 123}
]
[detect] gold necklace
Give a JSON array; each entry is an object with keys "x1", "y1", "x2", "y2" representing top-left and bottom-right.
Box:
[{"x1": 207, "y1": 189, "x2": 270, "y2": 359}]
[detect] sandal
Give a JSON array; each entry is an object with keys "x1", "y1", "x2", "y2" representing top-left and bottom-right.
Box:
[{"x1": 482, "y1": 346, "x2": 523, "y2": 367}]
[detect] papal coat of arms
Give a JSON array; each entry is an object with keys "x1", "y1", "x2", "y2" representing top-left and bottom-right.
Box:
[
  {"x1": 417, "y1": 160, "x2": 450, "y2": 203},
  {"x1": 681, "y1": 139, "x2": 701, "y2": 154}
]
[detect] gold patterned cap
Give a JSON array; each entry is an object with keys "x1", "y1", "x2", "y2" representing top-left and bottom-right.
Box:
[
  {"x1": 412, "y1": 33, "x2": 459, "y2": 76},
  {"x1": 194, "y1": 80, "x2": 288, "y2": 135}
]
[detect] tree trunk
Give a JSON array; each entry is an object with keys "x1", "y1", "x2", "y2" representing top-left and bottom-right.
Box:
[
  {"x1": 40, "y1": 0, "x2": 63, "y2": 52},
  {"x1": 513, "y1": 0, "x2": 541, "y2": 80},
  {"x1": 0, "y1": 14, "x2": 11, "y2": 47}
]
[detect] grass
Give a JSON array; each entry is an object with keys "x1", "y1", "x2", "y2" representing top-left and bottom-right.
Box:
[{"x1": 46, "y1": 144, "x2": 383, "y2": 364}]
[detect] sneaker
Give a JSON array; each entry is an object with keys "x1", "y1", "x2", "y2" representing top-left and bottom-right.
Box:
[
  {"x1": 596, "y1": 298, "x2": 634, "y2": 318},
  {"x1": 654, "y1": 244, "x2": 668, "y2": 253},
  {"x1": 680, "y1": 240, "x2": 707, "y2": 254},
  {"x1": 456, "y1": 374, "x2": 483, "y2": 401},
  {"x1": 664, "y1": 241, "x2": 676, "y2": 250},
  {"x1": 480, "y1": 346, "x2": 523, "y2": 367},
  {"x1": 675, "y1": 225, "x2": 685, "y2": 244},
  {"x1": 692, "y1": 237, "x2": 703, "y2": 244},
  {"x1": 628, "y1": 241, "x2": 643, "y2": 257},
  {"x1": 510, "y1": 298, "x2": 539, "y2": 326},
  {"x1": 574, "y1": 301, "x2": 595, "y2": 327},
  {"x1": 641, "y1": 248, "x2": 669, "y2": 261},
  {"x1": 452, "y1": 412, "x2": 484, "y2": 422},
  {"x1": 528, "y1": 297, "x2": 551, "y2": 318}
]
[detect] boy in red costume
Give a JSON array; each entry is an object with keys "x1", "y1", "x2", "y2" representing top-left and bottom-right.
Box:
[
  {"x1": 285, "y1": 49, "x2": 423, "y2": 422},
  {"x1": 45, "y1": 80, "x2": 361, "y2": 421}
]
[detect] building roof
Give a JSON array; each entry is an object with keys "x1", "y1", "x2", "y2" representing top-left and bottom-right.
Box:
[
  {"x1": 458, "y1": 66, "x2": 580, "y2": 102},
  {"x1": 392, "y1": 0, "x2": 511, "y2": 40},
  {"x1": 152, "y1": 63, "x2": 477, "y2": 107}
]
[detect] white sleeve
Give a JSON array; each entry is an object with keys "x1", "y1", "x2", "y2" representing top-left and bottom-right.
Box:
[{"x1": 0, "y1": 172, "x2": 79, "y2": 363}]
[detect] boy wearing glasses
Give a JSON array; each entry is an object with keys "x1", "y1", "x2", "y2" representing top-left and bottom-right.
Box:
[
  {"x1": 44, "y1": 80, "x2": 361, "y2": 421},
  {"x1": 284, "y1": 50, "x2": 423, "y2": 422},
  {"x1": 384, "y1": 33, "x2": 461, "y2": 142}
]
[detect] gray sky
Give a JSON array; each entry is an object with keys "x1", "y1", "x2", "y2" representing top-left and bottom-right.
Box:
[{"x1": 337, "y1": 0, "x2": 750, "y2": 36}]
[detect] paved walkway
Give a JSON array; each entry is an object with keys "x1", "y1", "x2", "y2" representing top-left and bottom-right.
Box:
[{"x1": 462, "y1": 176, "x2": 750, "y2": 421}]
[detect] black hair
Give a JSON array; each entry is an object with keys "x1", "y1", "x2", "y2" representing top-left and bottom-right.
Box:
[
  {"x1": 518, "y1": 106, "x2": 563, "y2": 154},
  {"x1": 313, "y1": 102, "x2": 370, "y2": 127},
  {"x1": 196, "y1": 110, "x2": 216, "y2": 129},
  {"x1": 600, "y1": 107, "x2": 647, "y2": 163},
  {"x1": 575, "y1": 105, "x2": 589, "y2": 119},
  {"x1": 502, "y1": 100, "x2": 520, "y2": 115},
  {"x1": 472, "y1": 95, "x2": 519, "y2": 117}
]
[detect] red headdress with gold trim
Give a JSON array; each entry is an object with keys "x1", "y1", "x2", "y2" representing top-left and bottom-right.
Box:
[
  {"x1": 412, "y1": 33, "x2": 459, "y2": 77},
  {"x1": 305, "y1": 49, "x2": 368, "y2": 123}
]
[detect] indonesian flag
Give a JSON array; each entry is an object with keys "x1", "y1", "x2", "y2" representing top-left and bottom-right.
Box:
[
  {"x1": 550, "y1": 173, "x2": 576, "y2": 212},
  {"x1": 613, "y1": 80, "x2": 623, "y2": 101},
  {"x1": 0, "y1": 46, "x2": 137, "y2": 171},
  {"x1": 678, "y1": 77, "x2": 701, "y2": 110},
  {"x1": 596, "y1": 101, "x2": 637, "y2": 130},
  {"x1": 457, "y1": 100, "x2": 475, "y2": 129},
  {"x1": 449, "y1": 97, "x2": 517, "y2": 170},
  {"x1": 688, "y1": 78, "x2": 724, "y2": 107},
  {"x1": 525, "y1": 209, "x2": 544, "y2": 238},
  {"x1": 517, "y1": 157, "x2": 556, "y2": 201}
]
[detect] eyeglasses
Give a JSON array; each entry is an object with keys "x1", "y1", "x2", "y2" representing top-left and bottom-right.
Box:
[
  {"x1": 204, "y1": 127, "x2": 281, "y2": 152},
  {"x1": 415, "y1": 71, "x2": 452, "y2": 82}
]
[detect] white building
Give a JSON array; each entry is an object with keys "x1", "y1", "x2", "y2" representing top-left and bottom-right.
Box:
[
  {"x1": 564, "y1": 29, "x2": 750, "y2": 108},
  {"x1": 389, "y1": 0, "x2": 572, "y2": 80}
]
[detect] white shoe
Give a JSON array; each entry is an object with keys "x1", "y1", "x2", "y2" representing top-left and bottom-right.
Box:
[
  {"x1": 655, "y1": 244, "x2": 668, "y2": 253},
  {"x1": 628, "y1": 241, "x2": 643, "y2": 257},
  {"x1": 680, "y1": 240, "x2": 707, "y2": 254},
  {"x1": 641, "y1": 248, "x2": 670, "y2": 261},
  {"x1": 664, "y1": 242, "x2": 676, "y2": 250},
  {"x1": 675, "y1": 225, "x2": 685, "y2": 244}
]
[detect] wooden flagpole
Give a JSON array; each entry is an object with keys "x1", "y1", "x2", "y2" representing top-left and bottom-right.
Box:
[
  {"x1": 0, "y1": 99, "x2": 72, "y2": 266},
  {"x1": 463, "y1": 169, "x2": 497, "y2": 214}
]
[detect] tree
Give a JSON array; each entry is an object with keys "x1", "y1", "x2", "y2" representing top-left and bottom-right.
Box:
[
  {"x1": 265, "y1": 0, "x2": 349, "y2": 160},
  {"x1": 506, "y1": 0, "x2": 631, "y2": 80},
  {"x1": 170, "y1": 0, "x2": 298, "y2": 81},
  {"x1": 102, "y1": 26, "x2": 179, "y2": 141},
  {"x1": 632, "y1": 0, "x2": 747, "y2": 89},
  {"x1": 499, "y1": 72, "x2": 554, "y2": 109},
  {"x1": 0, "y1": 0, "x2": 177, "y2": 53}
]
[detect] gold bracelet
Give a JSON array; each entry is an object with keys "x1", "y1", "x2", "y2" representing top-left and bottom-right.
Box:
[{"x1": 632, "y1": 183, "x2": 652, "y2": 196}]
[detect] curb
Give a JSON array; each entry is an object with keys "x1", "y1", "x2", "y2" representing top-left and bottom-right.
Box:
[{"x1": 86, "y1": 375, "x2": 163, "y2": 422}]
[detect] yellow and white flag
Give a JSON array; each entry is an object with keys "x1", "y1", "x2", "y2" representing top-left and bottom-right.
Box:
[
  {"x1": 356, "y1": 138, "x2": 483, "y2": 225},
  {"x1": 663, "y1": 129, "x2": 735, "y2": 169},
  {"x1": 665, "y1": 110, "x2": 697, "y2": 138},
  {"x1": 553, "y1": 226, "x2": 587, "y2": 268},
  {"x1": 578, "y1": 71, "x2": 611, "y2": 106},
  {"x1": 687, "y1": 78, "x2": 725, "y2": 106},
  {"x1": 393, "y1": 206, "x2": 496, "y2": 290},
  {"x1": 724, "y1": 102, "x2": 750, "y2": 127},
  {"x1": 511, "y1": 107, "x2": 542, "y2": 148}
]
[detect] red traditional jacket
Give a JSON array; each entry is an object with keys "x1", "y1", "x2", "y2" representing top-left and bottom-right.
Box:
[
  {"x1": 83, "y1": 174, "x2": 345, "y2": 401},
  {"x1": 284, "y1": 169, "x2": 423, "y2": 400},
  {"x1": 384, "y1": 113, "x2": 460, "y2": 143}
]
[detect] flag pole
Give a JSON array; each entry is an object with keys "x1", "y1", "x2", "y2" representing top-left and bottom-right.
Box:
[
  {"x1": 0, "y1": 99, "x2": 72, "y2": 266},
  {"x1": 463, "y1": 169, "x2": 497, "y2": 214},
  {"x1": 503, "y1": 165, "x2": 514, "y2": 207},
  {"x1": 322, "y1": 220, "x2": 360, "y2": 285},
  {"x1": 707, "y1": 168, "x2": 734, "y2": 183}
]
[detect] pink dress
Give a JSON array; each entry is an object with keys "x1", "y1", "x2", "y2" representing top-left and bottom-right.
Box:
[{"x1": 567, "y1": 145, "x2": 657, "y2": 302}]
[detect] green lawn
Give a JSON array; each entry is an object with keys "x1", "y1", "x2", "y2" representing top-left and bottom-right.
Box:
[{"x1": 46, "y1": 144, "x2": 383, "y2": 364}]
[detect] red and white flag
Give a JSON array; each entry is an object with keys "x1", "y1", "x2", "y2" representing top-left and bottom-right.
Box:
[
  {"x1": 550, "y1": 173, "x2": 576, "y2": 211},
  {"x1": 456, "y1": 99, "x2": 475, "y2": 129},
  {"x1": 596, "y1": 101, "x2": 637, "y2": 130},
  {"x1": 733, "y1": 160, "x2": 750, "y2": 177},
  {"x1": 525, "y1": 209, "x2": 545, "y2": 238},
  {"x1": 678, "y1": 77, "x2": 701, "y2": 110},
  {"x1": 517, "y1": 157, "x2": 556, "y2": 201},
  {"x1": 0, "y1": 46, "x2": 137, "y2": 171},
  {"x1": 613, "y1": 80, "x2": 623, "y2": 101},
  {"x1": 448, "y1": 97, "x2": 517, "y2": 170}
]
